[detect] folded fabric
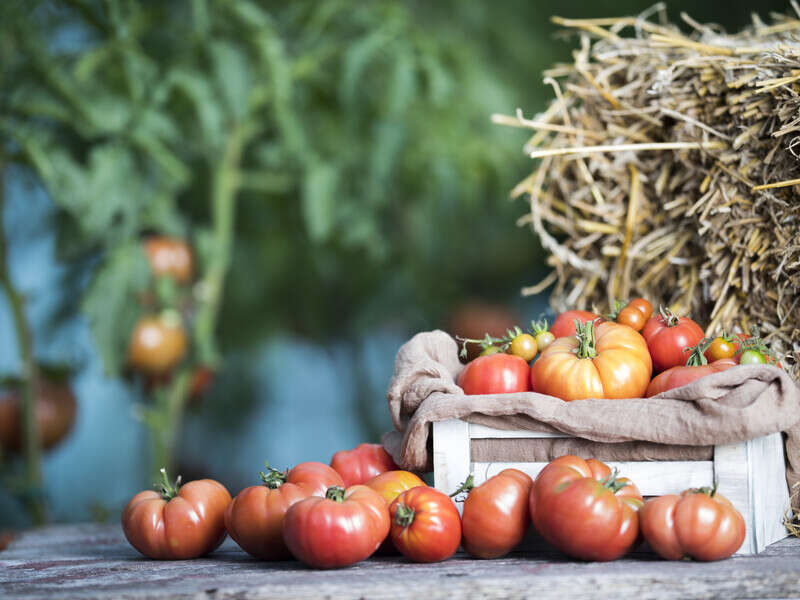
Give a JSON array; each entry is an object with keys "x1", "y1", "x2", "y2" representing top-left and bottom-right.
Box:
[{"x1": 384, "y1": 330, "x2": 800, "y2": 503}]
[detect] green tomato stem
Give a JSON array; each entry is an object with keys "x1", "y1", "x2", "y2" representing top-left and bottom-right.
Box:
[
  {"x1": 573, "y1": 319, "x2": 598, "y2": 359},
  {"x1": 449, "y1": 474, "x2": 475, "y2": 500},
  {"x1": 156, "y1": 467, "x2": 182, "y2": 500},
  {"x1": 259, "y1": 463, "x2": 289, "y2": 489},
  {"x1": 394, "y1": 502, "x2": 416, "y2": 528},
  {"x1": 326, "y1": 486, "x2": 346, "y2": 502}
]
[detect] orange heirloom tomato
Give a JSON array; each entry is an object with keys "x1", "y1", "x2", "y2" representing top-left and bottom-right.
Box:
[
  {"x1": 224, "y1": 462, "x2": 344, "y2": 560},
  {"x1": 459, "y1": 469, "x2": 532, "y2": 559},
  {"x1": 331, "y1": 443, "x2": 399, "y2": 487},
  {"x1": 640, "y1": 486, "x2": 746, "y2": 561},
  {"x1": 530, "y1": 456, "x2": 642, "y2": 561},
  {"x1": 390, "y1": 487, "x2": 462, "y2": 563},
  {"x1": 531, "y1": 320, "x2": 652, "y2": 401},
  {"x1": 366, "y1": 470, "x2": 427, "y2": 555},
  {"x1": 282, "y1": 485, "x2": 390, "y2": 568},
  {"x1": 143, "y1": 236, "x2": 194, "y2": 284},
  {"x1": 122, "y1": 469, "x2": 230, "y2": 559}
]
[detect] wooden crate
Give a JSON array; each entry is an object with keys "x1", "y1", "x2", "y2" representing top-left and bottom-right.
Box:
[{"x1": 433, "y1": 419, "x2": 790, "y2": 555}]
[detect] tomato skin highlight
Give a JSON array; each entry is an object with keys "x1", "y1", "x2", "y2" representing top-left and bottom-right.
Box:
[
  {"x1": 330, "y1": 443, "x2": 399, "y2": 487},
  {"x1": 646, "y1": 358, "x2": 737, "y2": 397},
  {"x1": 122, "y1": 478, "x2": 231, "y2": 559},
  {"x1": 550, "y1": 310, "x2": 602, "y2": 339},
  {"x1": 640, "y1": 489, "x2": 745, "y2": 561},
  {"x1": 224, "y1": 462, "x2": 343, "y2": 560},
  {"x1": 531, "y1": 321, "x2": 652, "y2": 401},
  {"x1": 389, "y1": 487, "x2": 462, "y2": 563},
  {"x1": 282, "y1": 485, "x2": 390, "y2": 568},
  {"x1": 461, "y1": 469, "x2": 532, "y2": 559},
  {"x1": 641, "y1": 313, "x2": 705, "y2": 373},
  {"x1": 457, "y1": 353, "x2": 531, "y2": 395},
  {"x1": 529, "y1": 456, "x2": 642, "y2": 561}
]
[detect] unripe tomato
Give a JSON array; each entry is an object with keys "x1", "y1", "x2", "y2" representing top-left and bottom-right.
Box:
[
  {"x1": 330, "y1": 443, "x2": 398, "y2": 487},
  {"x1": 480, "y1": 346, "x2": 502, "y2": 356},
  {"x1": 508, "y1": 333, "x2": 537, "y2": 362},
  {"x1": 0, "y1": 378, "x2": 77, "y2": 453},
  {"x1": 122, "y1": 469, "x2": 230, "y2": 559},
  {"x1": 224, "y1": 462, "x2": 344, "y2": 560},
  {"x1": 128, "y1": 314, "x2": 187, "y2": 376},
  {"x1": 283, "y1": 485, "x2": 390, "y2": 568},
  {"x1": 389, "y1": 487, "x2": 461, "y2": 563},
  {"x1": 705, "y1": 337, "x2": 737, "y2": 362},
  {"x1": 739, "y1": 350, "x2": 766, "y2": 365},
  {"x1": 143, "y1": 236, "x2": 194, "y2": 284},
  {"x1": 457, "y1": 353, "x2": 531, "y2": 395}
]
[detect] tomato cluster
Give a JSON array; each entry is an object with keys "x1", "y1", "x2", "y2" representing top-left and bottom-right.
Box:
[
  {"x1": 122, "y1": 452, "x2": 746, "y2": 565},
  {"x1": 455, "y1": 299, "x2": 782, "y2": 401}
]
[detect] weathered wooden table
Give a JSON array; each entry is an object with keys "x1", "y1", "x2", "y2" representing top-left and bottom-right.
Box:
[{"x1": 2, "y1": 524, "x2": 800, "y2": 599}]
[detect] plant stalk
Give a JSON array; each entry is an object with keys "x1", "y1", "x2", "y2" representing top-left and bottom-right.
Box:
[{"x1": 0, "y1": 163, "x2": 46, "y2": 525}]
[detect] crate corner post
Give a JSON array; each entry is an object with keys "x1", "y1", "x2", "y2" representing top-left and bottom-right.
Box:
[{"x1": 433, "y1": 419, "x2": 470, "y2": 506}]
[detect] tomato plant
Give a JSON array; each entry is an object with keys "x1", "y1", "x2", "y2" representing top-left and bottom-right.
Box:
[
  {"x1": 640, "y1": 485, "x2": 745, "y2": 561},
  {"x1": 122, "y1": 469, "x2": 231, "y2": 559},
  {"x1": 282, "y1": 485, "x2": 390, "y2": 568},
  {"x1": 143, "y1": 236, "x2": 194, "y2": 284},
  {"x1": 389, "y1": 486, "x2": 461, "y2": 563},
  {"x1": 330, "y1": 443, "x2": 399, "y2": 487},
  {"x1": 127, "y1": 313, "x2": 187, "y2": 376},
  {"x1": 641, "y1": 307, "x2": 705, "y2": 372},
  {"x1": 0, "y1": 377, "x2": 76, "y2": 453},
  {"x1": 458, "y1": 353, "x2": 531, "y2": 395},
  {"x1": 529, "y1": 456, "x2": 642, "y2": 561},
  {"x1": 531, "y1": 320, "x2": 555, "y2": 351},
  {"x1": 456, "y1": 469, "x2": 532, "y2": 559},
  {"x1": 646, "y1": 341, "x2": 737, "y2": 397},
  {"x1": 549, "y1": 310, "x2": 602, "y2": 339},
  {"x1": 531, "y1": 320, "x2": 652, "y2": 400},
  {"x1": 224, "y1": 462, "x2": 343, "y2": 560}
]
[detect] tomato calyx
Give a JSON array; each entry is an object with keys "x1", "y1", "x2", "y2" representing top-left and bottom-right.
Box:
[
  {"x1": 155, "y1": 467, "x2": 182, "y2": 501},
  {"x1": 599, "y1": 468, "x2": 629, "y2": 494},
  {"x1": 393, "y1": 502, "x2": 416, "y2": 528},
  {"x1": 658, "y1": 306, "x2": 681, "y2": 327},
  {"x1": 685, "y1": 340, "x2": 711, "y2": 367},
  {"x1": 325, "y1": 486, "x2": 346, "y2": 503},
  {"x1": 606, "y1": 299, "x2": 626, "y2": 321},
  {"x1": 449, "y1": 474, "x2": 475, "y2": 502},
  {"x1": 259, "y1": 462, "x2": 289, "y2": 489},
  {"x1": 689, "y1": 481, "x2": 718, "y2": 498},
  {"x1": 572, "y1": 319, "x2": 599, "y2": 360}
]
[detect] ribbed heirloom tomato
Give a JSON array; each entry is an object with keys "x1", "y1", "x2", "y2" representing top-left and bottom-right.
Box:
[
  {"x1": 282, "y1": 485, "x2": 390, "y2": 568},
  {"x1": 122, "y1": 469, "x2": 231, "y2": 559},
  {"x1": 224, "y1": 462, "x2": 344, "y2": 560},
  {"x1": 641, "y1": 307, "x2": 705, "y2": 373},
  {"x1": 530, "y1": 456, "x2": 642, "y2": 561},
  {"x1": 330, "y1": 443, "x2": 398, "y2": 487},
  {"x1": 389, "y1": 487, "x2": 461, "y2": 563},
  {"x1": 640, "y1": 486, "x2": 746, "y2": 561},
  {"x1": 458, "y1": 469, "x2": 532, "y2": 559},
  {"x1": 531, "y1": 320, "x2": 652, "y2": 400},
  {"x1": 457, "y1": 353, "x2": 531, "y2": 395},
  {"x1": 550, "y1": 310, "x2": 602, "y2": 339}
]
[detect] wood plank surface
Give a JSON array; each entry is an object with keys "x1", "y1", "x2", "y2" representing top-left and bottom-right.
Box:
[{"x1": 2, "y1": 524, "x2": 800, "y2": 600}]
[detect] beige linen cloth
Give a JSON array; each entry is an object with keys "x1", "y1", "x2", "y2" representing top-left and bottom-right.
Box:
[{"x1": 383, "y1": 330, "x2": 800, "y2": 503}]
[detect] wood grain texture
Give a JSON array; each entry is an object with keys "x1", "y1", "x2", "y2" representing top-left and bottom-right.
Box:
[{"x1": 2, "y1": 524, "x2": 800, "y2": 600}]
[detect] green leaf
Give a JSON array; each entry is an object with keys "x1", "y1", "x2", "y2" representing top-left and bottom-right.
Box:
[
  {"x1": 82, "y1": 244, "x2": 151, "y2": 375},
  {"x1": 209, "y1": 40, "x2": 251, "y2": 121},
  {"x1": 301, "y1": 163, "x2": 338, "y2": 242}
]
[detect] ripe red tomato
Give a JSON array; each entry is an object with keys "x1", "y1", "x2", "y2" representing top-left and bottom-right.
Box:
[
  {"x1": 641, "y1": 308, "x2": 705, "y2": 373},
  {"x1": 224, "y1": 462, "x2": 344, "y2": 560},
  {"x1": 640, "y1": 486, "x2": 746, "y2": 561},
  {"x1": 460, "y1": 469, "x2": 532, "y2": 559},
  {"x1": 550, "y1": 310, "x2": 602, "y2": 339},
  {"x1": 282, "y1": 485, "x2": 390, "y2": 568},
  {"x1": 330, "y1": 443, "x2": 399, "y2": 487},
  {"x1": 457, "y1": 353, "x2": 531, "y2": 395},
  {"x1": 128, "y1": 314, "x2": 187, "y2": 376},
  {"x1": 531, "y1": 321, "x2": 652, "y2": 401},
  {"x1": 122, "y1": 469, "x2": 230, "y2": 559},
  {"x1": 143, "y1": 236, "x2": 194, "y2": 284},
  {"x1": 529, "y1": 456, "x2": 642, "y2": 561},
  {"x1": 646, "y1": 358, "x2": 737, "y2": 397},
  {"x1": 0, "y1": 378, "x2": 77, "y2": 453},
  {"x1": 389, "y1": 487, "x2": 461, "y2": 563},
  {"x1": 365, "y1": 470, "x2": 427, "y2": 555}
]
